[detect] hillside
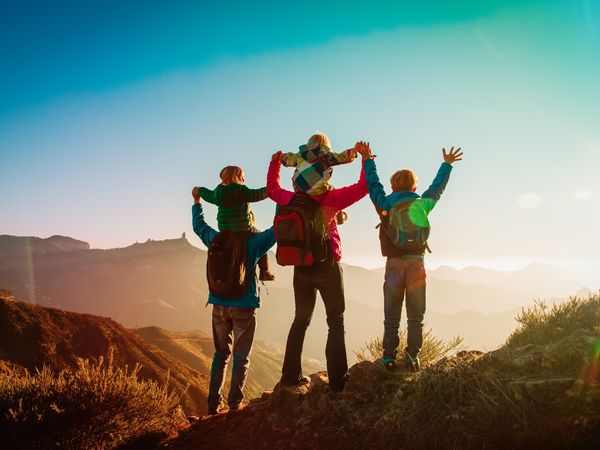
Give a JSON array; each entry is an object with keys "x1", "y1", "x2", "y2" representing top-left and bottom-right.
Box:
[
  {"x1": 0, "y1": 291, "x2": 209, "y2": 415},
  {"x1": 0, "y1": 290, "x2": 323, "y2": 416},
  {"x1": 136, "y1": 327, "x2": 323, "y2": 402},
  {"x1": 165, "y1": 294, "x2": 600, "y2": 449}
]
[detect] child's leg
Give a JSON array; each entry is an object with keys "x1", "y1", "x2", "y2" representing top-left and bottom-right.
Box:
[
  {"x1": 258, "y1": 254, "x2": 275, "y2": 280},
  {"x1": 382, "y1": 258, "x2": 406, "y2": 360},
  {"x1": 251, "y1": 227, "x2": 275, "y2": 281},
  {"x1": 404, "y1": 259, "x2": 426, "y2": 359}
]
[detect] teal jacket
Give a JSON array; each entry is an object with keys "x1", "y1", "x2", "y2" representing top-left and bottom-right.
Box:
[
  {"x1": 192, "y1": 203, "x2": 275, "y2": 308},
  {"x1": 364, "y1": 159, "x2": 453, "y2": 257}
]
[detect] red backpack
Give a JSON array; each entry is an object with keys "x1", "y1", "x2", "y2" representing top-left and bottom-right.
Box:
[{"x1": 273, "y1": 193, "x2": 329, "y2": 266}]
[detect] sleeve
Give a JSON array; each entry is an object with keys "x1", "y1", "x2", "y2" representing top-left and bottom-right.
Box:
[
  {"x1": 253, "y1": 227, "x2": 276, "y2": 257},
  {"x1": 198, "y1": 187, "x2": 218, "y2": 206},
  {"x1": 192, "y1": 203, "x2": 218, "y2": 247},
  {"x1": 266, "y1": 159, "x2": 295, "y2": 206},
  {"x1": 321, "y1": 160, "x2": 368, "y2": 211},
  {"x1": 325, "y1": 148, "x2": 357, "y2": 167},
  {"x1": 420, "y1": 162, "x2": 453, "y2": 213},
  {"x1": 236, "y1": 185, "x2": 268, "y2": 203},
  {"x1": 363, "y1": 159, "x2": 390, "y2": 211},
  {"x1": 281, "y1": 152, "x2": 299, "y2": 167}
]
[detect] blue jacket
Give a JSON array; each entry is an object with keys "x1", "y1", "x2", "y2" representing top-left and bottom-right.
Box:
[
  {"x1": 192, "y1": 203, "x2": 275, "y2": 308},
  {"x1": 364, "y1": 159, "x2": 453, "y2": 257}
]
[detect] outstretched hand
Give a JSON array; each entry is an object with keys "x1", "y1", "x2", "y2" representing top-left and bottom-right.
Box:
[
  {"x1": 443, "y1": 146, "x2": 463, "y2": 164},
  {"x1": 355, "y1": 141, "x2": 376, "y2": 160},
  {"x1": 191, "y1": 186, "x2": 201, "y2": 204},
  {"x1": 271, "y1": 151, "x2": 283, "y2": 163}
]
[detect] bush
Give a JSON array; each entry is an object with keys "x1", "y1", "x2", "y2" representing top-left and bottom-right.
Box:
[
  {"x1": 0, "y1": 356, "x2": 188, "y2": 449},
  {"x1": 355, "y1": 329, "x2": 464, "y2": 367},
  {"x1": 506, "y1": 293, "x2": 600, "y2": 348}
]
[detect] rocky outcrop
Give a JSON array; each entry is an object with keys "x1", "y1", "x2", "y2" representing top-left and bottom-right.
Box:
[{"x1": 167, "y1": 330, "x2": 600, "y2": 450}]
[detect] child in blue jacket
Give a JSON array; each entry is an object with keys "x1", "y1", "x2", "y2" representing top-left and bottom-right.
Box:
[{"x1": 357, "y1": 142, "x2": 463, "y2": 371}]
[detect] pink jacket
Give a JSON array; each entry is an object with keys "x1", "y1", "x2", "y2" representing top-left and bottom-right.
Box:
[{"x1": 267, "y1": 158, "x2": 368, "y2": 261}]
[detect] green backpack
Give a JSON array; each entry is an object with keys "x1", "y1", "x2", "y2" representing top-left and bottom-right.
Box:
[{"x1": 381, "y1": 199, "x2": 431, "y2": 253}]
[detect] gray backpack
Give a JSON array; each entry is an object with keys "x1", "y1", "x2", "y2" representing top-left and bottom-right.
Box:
[{"x1": 381, "y1": 199, "x2": 431, "y2": 253}]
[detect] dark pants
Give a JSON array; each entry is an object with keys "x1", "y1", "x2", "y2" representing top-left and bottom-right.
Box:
[
  {"x1": 281, "y1": 261, "x2": 348, "y2": 391},
  {"x1": 208, "y1": 305, "x2": 256, "y2": 409},
  {"x1": 382, "y1": 258, "x2": 426, "y2": 360}
]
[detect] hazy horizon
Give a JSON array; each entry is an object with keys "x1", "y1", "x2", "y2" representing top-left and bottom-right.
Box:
[{"x1": 1, "y1": 1, "x2": 599, "y2": 287}]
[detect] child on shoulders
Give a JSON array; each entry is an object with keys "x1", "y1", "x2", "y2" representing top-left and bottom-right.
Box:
[
  {"x1": 281, "y1": 132, "x2": 358, "y2": 196},
  {"x1": 198, "y1": 166, "x2": 275, "y2": 281}
]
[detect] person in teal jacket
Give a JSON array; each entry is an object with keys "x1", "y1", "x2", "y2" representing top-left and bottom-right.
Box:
[
  {"x1": 191, "y1": 186, "x2": 275, "y2": 414},
  {"x1": 198, "y1": 165, "x2": 275, "y2": 281},
  {"x1": 357, "y1": 142, "x2": 463, "y2": 371}
]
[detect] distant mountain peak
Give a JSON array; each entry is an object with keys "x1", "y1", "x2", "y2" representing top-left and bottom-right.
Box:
[{"x1": 0, "y1": 234, "x2": 90, "y2": 253}]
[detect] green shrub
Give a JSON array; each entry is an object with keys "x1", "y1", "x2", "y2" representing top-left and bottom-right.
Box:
[
  {"x1": 0, "y1": 356, "x2": 187, "y2": 449},
  {"x1": 355, "y1": 329, "x2": 464, "y2": 367},
  {"x1": 506, "y1": 293, "x2": 600, "y2": 348}
]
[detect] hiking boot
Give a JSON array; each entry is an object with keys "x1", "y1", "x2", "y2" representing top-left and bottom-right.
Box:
[
  {"x1": 404, "y1": 354, "x2": 421, "y2": 372},
  {"x1": 379, "y1": 357, "x2": 398, "y2": 371},
  {"x1": 280, "y1": 375, "x2": 310, "y2": 387},
  {"x1": 228, "y1": 402, "x2": 244, "y2": 412},
  {"x1": 329, "y1": 373, "x2": 349, "y2": 393},
  {"x1": 259, "y1": 270, "x2": 276, "y2": 281},
  {"x1": 207, "y1": 403, "x2": 223, "y2": 415}
]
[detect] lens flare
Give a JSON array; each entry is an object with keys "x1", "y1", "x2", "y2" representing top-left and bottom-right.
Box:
[
  {"x1": 23, "y1": 237, "x2": 37, "y2": 304},
  {"x1": 579, "y1": 339, "x2": 600, "y2": 385}
]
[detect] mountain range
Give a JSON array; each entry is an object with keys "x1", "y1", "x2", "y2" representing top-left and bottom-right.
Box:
[{"x1": 0, "y1": 234, "x2": 590, "y2": 359}]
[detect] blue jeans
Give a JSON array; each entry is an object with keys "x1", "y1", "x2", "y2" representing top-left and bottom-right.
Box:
[
  {"x1": 208, "y1": 305, "x2": 256, "y2": 409},
  {"x1": 382, "y1": 258, "x2": 426, "y2": 360}
]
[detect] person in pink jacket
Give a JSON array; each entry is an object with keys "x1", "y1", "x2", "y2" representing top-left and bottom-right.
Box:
[{"x1": 267, "y1": 149, "x2": 368, "y2": 392}]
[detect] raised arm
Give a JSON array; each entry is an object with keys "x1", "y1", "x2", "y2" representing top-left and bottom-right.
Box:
[
  {"x1": 420, "y1": 147, "x2": 461, "y2": 211},
  {"x1": 280, "y1": 152, "x2": 299, "y2": 167},
  {"x1": 355, "y1": 141, "x2": 389, "y2": 211},
  {"x1": 198, "y1": 186, "x2": 218, "y2": 205},
  {"x1": 325, "y1": 147, "x2": 358, "y2": 167},
  {"x1": 191, "y1": 187, "x2": 218, "y2": 247},
  {"x1": 321, "y1": 159, "x2": 368, "y2": 211},
  {"x1": 224, "y1": 185, "x2": 268, "y2": 206},
  {"x1": 266, "y1": 151, "x2": 295, "y2": 206}
]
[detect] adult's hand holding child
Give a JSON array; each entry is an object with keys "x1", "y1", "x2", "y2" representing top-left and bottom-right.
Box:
[
  {"x1": 192, "y1": 186, "x2": 201, "y2": 204},
  {"x1": 355, "y1": 141, "x2": 376, "y2": 160},
  {"x1": 271, "y1": 151, "x2": 283, "y2": 163}
]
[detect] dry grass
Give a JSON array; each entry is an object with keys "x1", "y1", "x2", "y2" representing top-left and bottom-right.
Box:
[
  {"x1": 0, "y1": 354, "x2": 188, "y2": 449},
  {"x1": 506, "y1": 293, "x2": 600, "y2": 349},
  {"x1": 354, "y1": 329, "x2": 464, "y2": 367},
  {"x1": 370, "y1": 294, "x2": 600, "y2": 449}
]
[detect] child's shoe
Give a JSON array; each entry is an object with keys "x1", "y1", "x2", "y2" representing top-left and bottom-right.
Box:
[
  {"x1": 259, "y1": 270, "x2": 276, "y2": 281},
  {"x1": 379, "y1": 357, "x2": 397, "y2": 371},
  {"x1": 404, "y1": 354, "x2": 421, "y2": 372}
]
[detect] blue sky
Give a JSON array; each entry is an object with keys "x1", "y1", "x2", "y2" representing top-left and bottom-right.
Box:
[{"x1": 1, "y1": 1, "x2": 599, "y2": 284}]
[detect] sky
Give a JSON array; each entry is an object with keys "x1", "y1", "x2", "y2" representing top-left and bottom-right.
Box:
[{"x1": 1, "y1": 1, "x2": 599, "y2": 285}]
